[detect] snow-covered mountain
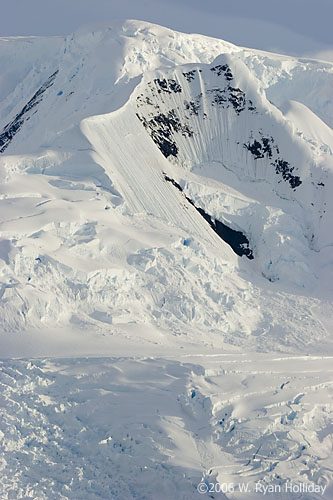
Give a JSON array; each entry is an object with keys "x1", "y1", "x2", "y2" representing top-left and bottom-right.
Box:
[
  {"x1": 1, "y1": 20, "x2": 333, "y2": 346},
  {"x1": 1, "y1": 20, "x2": 333, "y2": 500}
]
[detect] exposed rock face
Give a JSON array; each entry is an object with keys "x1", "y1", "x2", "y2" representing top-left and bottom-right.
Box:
[
  {"x1": 244, "y1": 133, "x2": 302, "y2": 188},
  {"x1": 135, "y1": 59, "x2": 303, "y2": 191}
]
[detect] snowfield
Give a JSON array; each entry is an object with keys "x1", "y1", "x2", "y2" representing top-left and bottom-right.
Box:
[
  {"x1": 1, "y1": 354, "x2": 332, "y2": 500},
  {"x1": 0, "y1": 19, "x2": 333, "y2": 499}
]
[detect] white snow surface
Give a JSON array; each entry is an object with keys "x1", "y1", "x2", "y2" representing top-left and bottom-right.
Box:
[
  {"x1": 1, "y1": 354, "x2": 332, "y2": 500},
  {"x1": 0, "y1": 20, "x2": 333, "y2": 500}
]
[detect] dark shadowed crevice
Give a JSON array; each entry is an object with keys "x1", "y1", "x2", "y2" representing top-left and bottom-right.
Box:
[{"x1": 164, "y1": 175, "x2": 254, "y2": 259}]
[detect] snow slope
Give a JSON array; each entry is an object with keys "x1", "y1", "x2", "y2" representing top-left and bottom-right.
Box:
[{"x1": 0, "y1": 19, "x2": 333, "y2": 500}]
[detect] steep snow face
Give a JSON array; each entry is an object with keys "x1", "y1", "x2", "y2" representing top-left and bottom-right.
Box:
[
  {"x1": 0, "y1": 20, "x2": 333, "y2": 350},
  {"x1": 133, "y1": 54, "x2": 333, "y2": 284},
  {"x1": 0, "y1": 70, "x2": 59, "y2": 153},
  {"x1": 135, "y1": 56, "x2": 304, "y2": 191},
  {"x1": 280, "y1": 99, "x2": 333, "y2": 155}
]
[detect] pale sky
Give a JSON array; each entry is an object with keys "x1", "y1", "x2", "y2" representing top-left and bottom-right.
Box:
[{"x1": 1, "y1": 0, "x2": 333, "y2": 60}]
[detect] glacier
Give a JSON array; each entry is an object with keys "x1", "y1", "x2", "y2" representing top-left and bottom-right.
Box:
[{"x1": 0, "y1": 20, "x2": 333, "y2": 500}]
